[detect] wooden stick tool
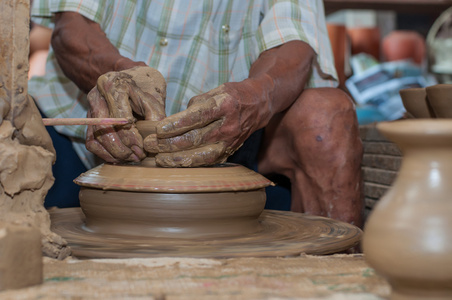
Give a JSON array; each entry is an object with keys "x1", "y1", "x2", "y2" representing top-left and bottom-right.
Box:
[{"x1": 42, "y1": 118, "x2": 131, "y2": 126}]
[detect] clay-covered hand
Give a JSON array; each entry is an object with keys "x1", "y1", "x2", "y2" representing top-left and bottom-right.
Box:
[
  {"x1": 86, "y1": 66, "x2": 167, "y2": 163},
  {"x1": 144, "y1": 81, "x2": 269, "y2": 167}
]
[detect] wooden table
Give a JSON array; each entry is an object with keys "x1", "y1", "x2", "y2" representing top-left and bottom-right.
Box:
[{"x1": 0, "y1": 254, "x2": 390, "y2": 299}]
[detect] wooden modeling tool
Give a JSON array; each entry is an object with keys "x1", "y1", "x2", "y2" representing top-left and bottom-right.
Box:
[{"x1": 42, "y1": 118, "x2": 131, "y2": 126}]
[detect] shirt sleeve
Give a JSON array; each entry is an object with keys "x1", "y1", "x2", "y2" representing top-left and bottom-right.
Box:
[
  {"x1": 31, "y1": 0, "x2": 106, "y2": 29},
  {"x1": 256, "y1": 0, "x2": 338, "y2": 88}
]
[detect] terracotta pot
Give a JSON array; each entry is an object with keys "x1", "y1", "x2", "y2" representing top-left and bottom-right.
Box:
[
  {"x1": 327, "y1": 23, "x2": 348, "y2": 87},
  {"x1": 363, "y1": 119, "x2": 452, "y2": 300},
  {"x1": 382, "y1": 30, "x2": 426, "y2": 65},
  {"x1": 399, "y1": 87, "x2": 436, "y2": 118},
  {"x1": 426, "y1": 84, "x2": 452, "y2": 118},
  {"x1": 347, "y1": 27, "x2": 381, "y2": 60}
]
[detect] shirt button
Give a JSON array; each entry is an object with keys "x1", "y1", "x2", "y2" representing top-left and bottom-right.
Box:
[
  {"x1": 222, "y1": 24, "x2": 230, "y2": 33},
  {"x1": 159, "y1": 38, "x2": 168, "y2": 46}
]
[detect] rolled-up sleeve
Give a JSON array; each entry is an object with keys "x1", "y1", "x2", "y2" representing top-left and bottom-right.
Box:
[
  {"x1": 256, "y1": 0, "x2": 338, "y2": 88},
  {"x1": 31, "y1": 0, "x2": 105, "y2": 28}
]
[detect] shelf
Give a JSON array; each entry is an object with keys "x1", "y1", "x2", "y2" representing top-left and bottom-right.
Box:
[{"x1": 324, "y1": 0, "x2": 452, "y2": 14}]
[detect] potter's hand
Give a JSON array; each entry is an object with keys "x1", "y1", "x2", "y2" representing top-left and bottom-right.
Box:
[
  {"x1": 86, "y1": 66, "x2": 166, "y2": 163},
  {"x1": 144, "y1": 81, "x2": 266, "y2": 167}
]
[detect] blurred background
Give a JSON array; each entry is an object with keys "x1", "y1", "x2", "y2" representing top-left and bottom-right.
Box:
[{"x1": 323, "y1": 0, "x2": 452, "y2": 124}]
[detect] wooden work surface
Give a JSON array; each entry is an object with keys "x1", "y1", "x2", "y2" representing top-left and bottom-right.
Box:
[{"x1": 0, "y1": 254, "x2": 389, "y2": 299}]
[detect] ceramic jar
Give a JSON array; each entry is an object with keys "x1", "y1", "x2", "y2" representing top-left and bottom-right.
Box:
[
  {"x1": 363, "y1": 119, "x2": 452, "y2": 300},
  {"x1": 347, "y1": 27, "x2": 381, "y2": 60},
  {"x1": 382, "y1": 30, "x2": 426, "y2": 65}
]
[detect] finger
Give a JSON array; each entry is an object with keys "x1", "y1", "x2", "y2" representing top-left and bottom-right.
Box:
[
  {"x1": 127, "y1": 81, "x2": 166, "y2": 121},
  {"x1": 86, "y1": 126, "x2": 118, "y2": 163},
  {"x1": 97, "y1": 72, "x2": 134, "y2": 120},
  {"x1": 157, "y1": 95, "x2": 225, "y2": 138},
  {"x1": 87, "y1": 89, "x2": 143, "y2": 161},
  {"x1": 86, "y1": 110, "x2": 119, "y2": 162},
  {"x1": 87, "y1": 88, "x2": 109, "y2": 118},
  {"x1": 92, "y1": 125, "x2": 144, "y2": 161},
  {"x1": 115, "y1": 125, "x2": 146, "y2": 160},
  {"x1": 155, "y1": 142, "x2": 228, "y2": 167},
  {"x1": 121, "y1": 66, "x2": 166, "y2": 120},
  {"x1": 95, "y1": 71, "x2": 159, "y2": 159},
  {"x1": 144, "y1": 119, "x2": 222, "y2": 153}
]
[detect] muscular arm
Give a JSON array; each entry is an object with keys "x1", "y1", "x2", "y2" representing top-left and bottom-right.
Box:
[
  {"x1": 51, "y1": 12, "x2": 146, "y2": 93},
  {"x1": 246, "y1": 40, "x2": 315, "y2": 129}
]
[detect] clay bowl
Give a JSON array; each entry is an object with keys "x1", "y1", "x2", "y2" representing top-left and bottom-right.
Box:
[
  {"x1": 399, "y1": 87, "x2": 435, "y2": 118},
  {"x1": 426, "y1": 84, "x2": 452, "y2": 118}
]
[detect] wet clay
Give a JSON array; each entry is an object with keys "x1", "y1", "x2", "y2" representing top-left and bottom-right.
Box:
[
  {"x1": 74, "y1": 159, "x2": 273, "y2": 192},
  {"x1": 0, "y1": 222, "x2": 42, "y2": 291},
  {"x1": 0, "y1": 113, "x2": 70, "y2": 259},
  {"x1": 80, "y1": 188, "x2": 266, "y2": 238},
  {"x1": 363, "y1": 119, "x2": 452, "y2": 300},
  {"x1": 75, "y1": 160, "x2": 272, "y2": 239},
  {"x1": 0, "y1": 0, "x2": 70, "y2": 260},
  {"x1": 51, "y1": 208, "x2": 362, "y2": 258}
]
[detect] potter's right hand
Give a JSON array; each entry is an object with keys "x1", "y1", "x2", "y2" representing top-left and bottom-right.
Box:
[{"x1": 86, "y1": 66, "x2": 166, "y2": 163}]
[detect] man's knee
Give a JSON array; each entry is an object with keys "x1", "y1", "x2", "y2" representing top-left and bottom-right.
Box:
[{"x1": 290, "y1": 87, "x2": 356, "y2": 123}]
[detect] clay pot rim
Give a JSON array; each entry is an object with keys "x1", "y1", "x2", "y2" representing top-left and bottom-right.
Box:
[
  {"x1": 74, "y1": 161, "x2": 273, "y2": 193},
  {"x1": 425, "y1": 83, "x2": 452, "y2": 92},
  {"x1": 377, "y1": 120, "x2": 452, "y2": 136},
  {"x1": 399, "y1": 87, "x2": 426, "y2": 95}
]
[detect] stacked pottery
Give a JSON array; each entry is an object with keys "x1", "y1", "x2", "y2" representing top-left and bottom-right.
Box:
[
  {"x1": 426, "y1": 84, "x2": 452, "y2": 118},
  {"x1": 400, "y1": 84, "x2": 452, "y2": 119},
  {"x1": 363, "y1": 85, "x2": 452, "y2": 299}
]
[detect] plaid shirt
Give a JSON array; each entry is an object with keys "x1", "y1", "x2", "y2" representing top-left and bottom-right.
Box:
[{"x1": 30, "y1": 0, "x2": 337, "y2": 168}]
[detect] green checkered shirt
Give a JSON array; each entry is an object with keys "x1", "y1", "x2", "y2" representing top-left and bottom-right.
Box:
[{"x1": 29, "y1": 0, "x2": 337, "y2": 168}]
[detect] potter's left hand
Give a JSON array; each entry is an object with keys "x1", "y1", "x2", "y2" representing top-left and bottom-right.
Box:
[
  {"x1": 144, "y1": 81, "x2": 268, "y2": 167},
  {"x1": 86, "y1": 66, "x2": 166, "y2": 163}
]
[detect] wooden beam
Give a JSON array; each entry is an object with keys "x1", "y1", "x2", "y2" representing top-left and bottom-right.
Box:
[{"x1": 324, "y1": 0, "x2": 452, "y2": 14}]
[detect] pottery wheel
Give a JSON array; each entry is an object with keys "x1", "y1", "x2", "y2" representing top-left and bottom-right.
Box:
[{"x1": 50, "y1": 208, "x2": 362, "y2": 258}]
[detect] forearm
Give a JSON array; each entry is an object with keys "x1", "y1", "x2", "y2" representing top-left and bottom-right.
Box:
[
  {"x1": 245, "y1": 40, "x2": 315, "y2": 129},
  {"x1": 51, "y1": 12, "x2": 145, "y2": 93}
]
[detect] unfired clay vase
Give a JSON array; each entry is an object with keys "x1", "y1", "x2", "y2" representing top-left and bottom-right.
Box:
[
  {"x1": 75, "y1": 119, "x2": 274, "y2": 238},
  {"x1": 399, "y1": 87, "x2": 436, "y2": 118},
  {"x1": 363, "y1": 119, "x2": 452, "y2": 300},
  {"x1": 426, "y1": 84, "x2": 452, "y2": 118},
  {"x1": 135, "y1": 120, "x2": 158, "y2": 138},
  {"x1": 75, "y1": 161, "x2": 273, "y2": 238}
]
